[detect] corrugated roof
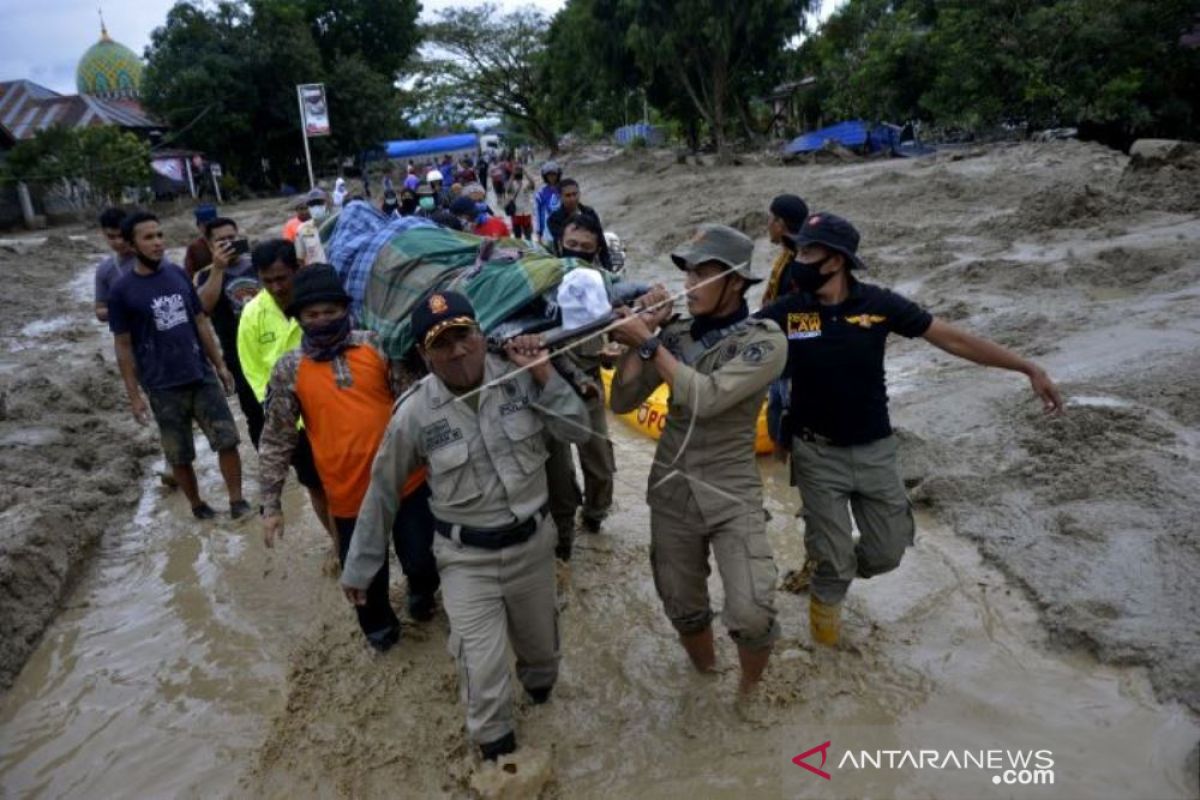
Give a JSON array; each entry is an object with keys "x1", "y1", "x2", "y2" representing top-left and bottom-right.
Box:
[{"x1": 0, "y1": 78, "x2": 160, "y2": 143}]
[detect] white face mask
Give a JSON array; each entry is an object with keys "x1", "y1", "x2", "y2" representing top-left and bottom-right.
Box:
[{"x1": 309, "y1": 204, "x2": 328, "y2": 221}]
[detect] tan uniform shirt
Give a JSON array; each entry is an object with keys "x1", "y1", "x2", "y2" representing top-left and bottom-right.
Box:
[
  {"x1": 343, "y1": 354, "x2": 590, "y2": 588},
  {"x1": 611, "y1": 317, "x2": 786, "y2": 526}
]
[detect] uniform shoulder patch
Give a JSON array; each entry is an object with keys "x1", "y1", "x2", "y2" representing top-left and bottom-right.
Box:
[{"x1": 741, "y1": 340, "x2": 776, "y2": 363}]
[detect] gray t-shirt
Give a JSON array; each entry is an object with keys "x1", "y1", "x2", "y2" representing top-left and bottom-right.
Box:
[{"x1": 94, "y1": 253, "x2": 136, "y2": 305}]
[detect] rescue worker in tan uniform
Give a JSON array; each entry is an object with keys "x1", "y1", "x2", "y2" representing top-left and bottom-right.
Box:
[
  {"x1": 545, "y1": 213, "x2": 617, "y2": 559},
  {"x1": 343, "y1": 291, "x2": 590, "y2": 761},
  {"x1": 610, "y1": 224, "x2": 787, "y2": 693}
]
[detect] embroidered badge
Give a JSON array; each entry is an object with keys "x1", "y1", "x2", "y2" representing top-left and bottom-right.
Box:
[
  {"x1": 429, "y1": 294, "x2": 449, "y2": 314},
  {"x1": 422, "y1": 418, "x2": 463, "y2": 451}
]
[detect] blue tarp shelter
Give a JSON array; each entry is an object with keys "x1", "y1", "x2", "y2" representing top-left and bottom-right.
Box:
[
  {"x1": 615, "y1": 123, "x2": 664, "y2": 146},
  {"x1": 784, "y1": 120, "x2": 900, "y2": 155},
  {"x1": 377, "y1": 133, "x2": 479, "y2": 161}
]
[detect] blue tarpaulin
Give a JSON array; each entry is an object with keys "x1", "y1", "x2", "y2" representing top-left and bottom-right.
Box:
[
  {"x1": 377, "y1": 133, "x2": 478, "y2": 160},
  {"x1": 615, "y1": 123, "x2": 664, "y2": 146},
  {"x1": 784, "y1": 120, "x2": 900, "y2": 155}
]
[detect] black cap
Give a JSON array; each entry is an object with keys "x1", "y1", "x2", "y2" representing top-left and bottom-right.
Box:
[
  {"x1": 286, "y1": 264, "x2": 351, "y2": 316},
  {"x1": 768, "y1": 194, "x2": 808, "y2": 233},
  {"x1": 783, "y1": 212, "x2": 867, "y2": 271},
  {"x1": 411, "y1": 290, "x2": 477, "y2": 349}
]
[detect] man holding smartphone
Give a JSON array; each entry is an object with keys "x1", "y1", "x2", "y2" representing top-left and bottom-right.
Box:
[{"x1": 196, "y1": 217, "x2": 265, "y2": 445}]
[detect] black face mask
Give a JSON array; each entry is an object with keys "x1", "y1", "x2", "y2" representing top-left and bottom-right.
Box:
[
  {"x1": 561, "y1": 248, "x2": 597, "y2": 263},
  {"x1": 400, "y1": 198, "x2": 417, "y2": 213},
  {"x1": 790, "y1": 256, "x2": 836, "y2": 294}
]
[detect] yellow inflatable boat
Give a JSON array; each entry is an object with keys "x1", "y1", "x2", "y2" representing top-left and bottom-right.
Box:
[{"x1": 599, "y1": 368, "x2": 774, "y2": 455}]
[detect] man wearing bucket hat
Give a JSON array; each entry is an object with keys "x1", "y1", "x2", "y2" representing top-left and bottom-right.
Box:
[
  {"x1": 258, "y1": 264, "x2": 442, "y2": 642},
  {"x1": 343, "y1": 291, "x2": 590, "y2": 761},
  {"x1": 610, "y1": 224, "x2": 787, "y2": 694},
  {"x1": 757, "y1": 212, "x2": 1063, "y2": 647}
]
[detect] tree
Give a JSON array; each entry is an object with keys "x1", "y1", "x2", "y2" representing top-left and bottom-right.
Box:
[
  {"x1": 622, "y1": 0, "x2": 813, "y2": 160},
  {"x1": 800, "y1": 0, "x2": 1199, "y2": 146},
  {"x1": 1, "y1": 125, "x2": 151, "y2": 210},
  {"x1": 420, "y1": 4, "x2": 561, "y2": 152},
  {"x1": 302, "y1": 0, "x2": 421, "y2": 79},
  {"x1": 141, "y1": 2, "x2": 260, "y2": 179},
  {"x1": 143, "y1": 0, "x2": 420, "y2": 188},
  {"x1": 325, "y1": 55, "x2": 406, "y2": 157}
]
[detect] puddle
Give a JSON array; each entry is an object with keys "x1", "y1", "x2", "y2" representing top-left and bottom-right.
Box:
[
  {"x1": 0, "y1": 446, "x2": 331, "y2": 799},
  {"x1": 1069, "y1": 394, "x2": 1136, "y2": 409},
  {"x1": 0, "y1": 426, "x2": 63, "y2": 448},
  {"x1": 18, "y1": 317, "x2": 74, "y2": 339},
  {"x1": 0, "y1": 397, "x2": 1196, "y2": 798}
]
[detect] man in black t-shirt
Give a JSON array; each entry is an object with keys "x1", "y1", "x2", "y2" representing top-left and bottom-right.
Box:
[
  {"x1": 195, "y1": 216, "x2": 264, "y2": 446},
  {"x1": 757, "y1": 212, "x2": 1063, "y2": 647}
]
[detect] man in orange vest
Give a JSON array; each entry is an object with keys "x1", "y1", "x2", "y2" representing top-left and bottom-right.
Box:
[{"x1": 257, "y1": 265, "x2": 439, "y2": 647}]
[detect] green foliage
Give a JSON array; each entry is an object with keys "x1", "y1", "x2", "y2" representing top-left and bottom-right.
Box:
[
  {"x1": 542, "y1": 0, "x2": 813, "y2": 157},
  {"x1": 418, "y1": 4, "x2": 560, "y2": 152},
  {"x1": 799, "y1": 0, "x2": 1199, "y2": 143},
  {"x1": 2, "y1": 125, "x2": 151, "y2": 207},
  {"x1": 142, "y1": 0, "x2": 418, "y2": 188}
]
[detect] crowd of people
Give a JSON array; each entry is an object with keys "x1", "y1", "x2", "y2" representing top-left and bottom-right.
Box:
[{"x1": 90, "y1": 159, "x2": 1063, "y2": 764}]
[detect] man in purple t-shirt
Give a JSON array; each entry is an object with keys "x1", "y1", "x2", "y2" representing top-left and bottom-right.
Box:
[
  {"x1": 108, "y1": 211, "x2": 250, "y2": 521},
  {"x1": 93, "y1": 207, "x2": 136, "y2": 323}
]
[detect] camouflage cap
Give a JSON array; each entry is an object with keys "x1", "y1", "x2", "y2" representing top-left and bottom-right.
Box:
[{"x1": 670, "y1": 223, "x2": 760, "y2": 284}]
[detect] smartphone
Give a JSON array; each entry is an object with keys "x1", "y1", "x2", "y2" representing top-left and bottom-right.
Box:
[{"x1": 230, "y1": 238, "x2": 250, "y2": 256}]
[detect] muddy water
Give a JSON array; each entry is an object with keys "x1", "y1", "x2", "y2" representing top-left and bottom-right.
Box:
[
  {"x1": 501, "y1": 421, "x2": 1199, "y2": 798},
  {"x1": 0, "y1": 280, "x2": 1197, "y2": 798},
  {"x1": 0, "y1": 424, "x2": 328, "y2": 798},
  {"x1": 0, "y1": 254, "x2": 320, "y2": 798}
]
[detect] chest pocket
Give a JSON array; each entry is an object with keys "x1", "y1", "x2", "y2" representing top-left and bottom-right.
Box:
[
  {"x1": 427, "y1": 440, "x2": 482, "y2": 510},
  {"x1": 500, "y1": 410, "x2": 546, "y2": 474}
]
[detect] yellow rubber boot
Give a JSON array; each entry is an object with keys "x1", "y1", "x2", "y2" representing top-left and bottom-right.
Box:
[{"x1": 810, "y1": 597, "x2": 841, "y2": 647}]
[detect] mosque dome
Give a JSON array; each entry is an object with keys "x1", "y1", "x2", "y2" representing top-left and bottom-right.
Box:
[{"x1": 76, "y1": 25, "x2": 143, "y2": 99}]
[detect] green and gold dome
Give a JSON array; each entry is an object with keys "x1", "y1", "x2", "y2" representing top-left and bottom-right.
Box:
[{"x1": 76, "y1": 24, "x2": 143, "y2": 99}]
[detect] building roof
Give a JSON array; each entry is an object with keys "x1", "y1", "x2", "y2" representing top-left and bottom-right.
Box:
[
  {"x1": 0, "y1": 79, "x2": 161, "y2": 144},
  {"x1": 76, "y1": 24, "x2": 144, "y2": 99}
]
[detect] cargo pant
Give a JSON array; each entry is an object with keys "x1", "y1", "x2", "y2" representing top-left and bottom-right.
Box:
[
  {"x1": 791, "y1": 434, "x2": 915, "y2": 605},
  {"x1": 432, "y1": 515, "x2": 559, "y2": 745},
  {"x1": 545, "y1": 392, "x2": 615, "y2": 552},
  {"x1": 649, "y1": 484, "x2": 780, "y2": 650}
]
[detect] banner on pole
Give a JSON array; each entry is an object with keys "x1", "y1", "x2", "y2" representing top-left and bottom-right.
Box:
[{"x1": 298, "y1": 83, "x2": 331, "y2": 137}]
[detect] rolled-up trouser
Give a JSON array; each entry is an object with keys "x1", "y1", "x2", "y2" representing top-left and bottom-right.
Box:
[
  {"x1": 791, "y1": 434, "x2": 915, "y2": 605},
  {"x1": 546, "y1": 393, "x2": 614, "y2": 548},
  {"x1": 649, "y1": 488, "x2": 780, "y2": 651},
  {"x1": 433, "y1": 515, "x2": 559, "y2": 744}
]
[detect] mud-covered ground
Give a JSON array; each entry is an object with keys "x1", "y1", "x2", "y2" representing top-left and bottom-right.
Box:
[
  {"x1": 578, "y1": 140, "x2": 1200, "y2": 711},
  {"x1": 1, "y1": 141, "x2": 1198, "y2": 798},
  {"x1": 0, "y1": 203, "x2": 290, "y2": 690}
]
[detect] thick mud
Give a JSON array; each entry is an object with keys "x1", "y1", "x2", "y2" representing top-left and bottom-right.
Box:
[{"x1": 1, "y1": 142, "x2": 1198, "y2": 797}]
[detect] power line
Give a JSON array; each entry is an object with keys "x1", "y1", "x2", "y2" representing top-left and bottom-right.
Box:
[{"x1": 0, "y1": 103, "x2": 215, "y2": 185}]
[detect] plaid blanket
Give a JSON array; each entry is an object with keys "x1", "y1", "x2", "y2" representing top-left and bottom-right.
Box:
[
  {"x1": 323, "y1": 203, "x2": 435, "y2": 319},
  {"x1": 323, "y1": 202, "x2": 630, "y2": 358}
]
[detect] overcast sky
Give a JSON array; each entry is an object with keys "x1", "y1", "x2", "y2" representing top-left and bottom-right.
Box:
[{"x1": 1, "y1": 0, "x2": 842, "y2": 96}]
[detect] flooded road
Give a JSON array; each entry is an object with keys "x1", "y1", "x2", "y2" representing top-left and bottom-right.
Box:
[
  {"x1": 0, "y1": 446, "x2": 328, "y2": 798},
  {"x1": 0, "y1": 250, "x2": 1196, "y2": 798}
]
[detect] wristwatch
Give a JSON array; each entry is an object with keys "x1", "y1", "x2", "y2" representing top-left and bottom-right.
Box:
[{"x1": 638, "y1": 336, "x2": 661, "y2": 361}]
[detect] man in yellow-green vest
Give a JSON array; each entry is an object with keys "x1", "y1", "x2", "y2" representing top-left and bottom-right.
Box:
[{"x1": 237, "y1": 239, "x2": 332, "y2": 538}]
